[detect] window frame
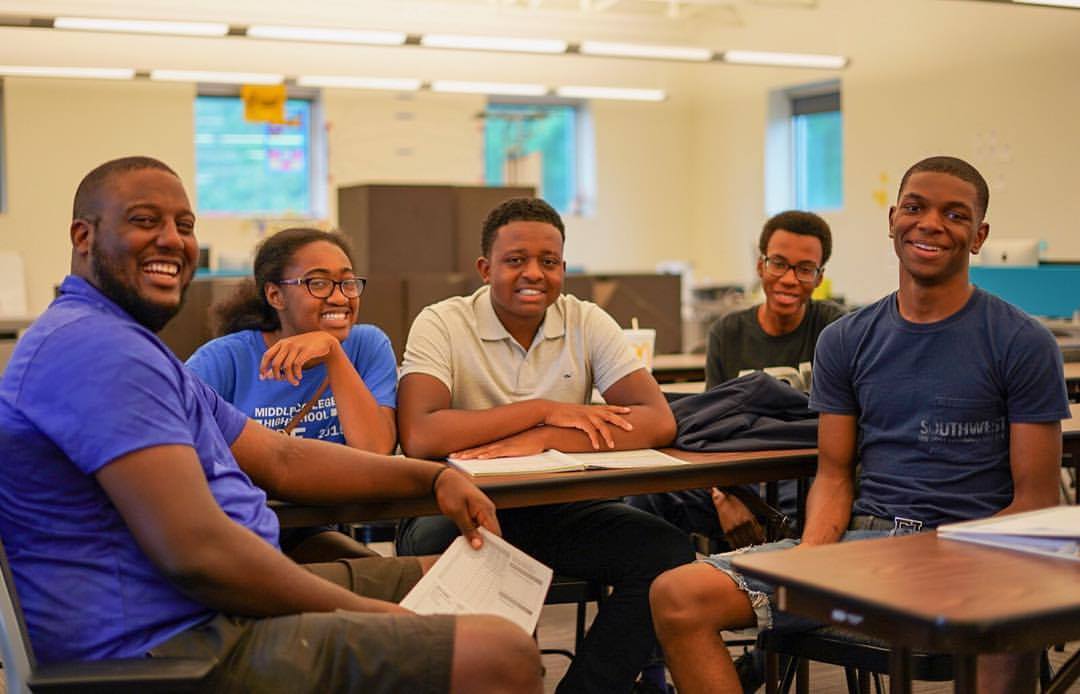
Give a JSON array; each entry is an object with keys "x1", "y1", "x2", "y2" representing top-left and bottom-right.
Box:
[
  {"x1": 0, "y1": 82, "x2": 6, "y2": 214},
  {"x1": 765, "y1": 79, "x2": 843, "y2": 215},
  {"x1": 482, "y1": 95, "x2": 595, "y2": 217},
  {"x1": 194, "y1": 84, "x2": 327, "y2": 219}
]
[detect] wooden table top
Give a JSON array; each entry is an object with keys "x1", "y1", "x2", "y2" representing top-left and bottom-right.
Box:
[
  {"x1": 734, "y1": 531, "x2": 1080, "y2": 654},
  {"x1": 272, "y1": 446, "x2": 817, "y2": 527}
]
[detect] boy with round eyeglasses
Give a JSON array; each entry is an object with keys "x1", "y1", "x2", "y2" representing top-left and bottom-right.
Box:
[{"x1": 627, "y1": 211, "x2": 845, "y2": 556}]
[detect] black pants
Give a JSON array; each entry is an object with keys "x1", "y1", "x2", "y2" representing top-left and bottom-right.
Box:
[{"x1": 398, "y1": 500, "x2": 693, "y2": 694}]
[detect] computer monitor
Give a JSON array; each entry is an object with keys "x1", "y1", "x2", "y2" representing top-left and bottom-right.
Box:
[{"x1": 976, "y1": 238, "x2": 1040, "y2": 267}]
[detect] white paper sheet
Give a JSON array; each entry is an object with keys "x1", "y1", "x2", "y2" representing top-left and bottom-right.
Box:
[
  {"x1": 447, "y1": 448, "x2": 688, "y2": 475},
  {"x1": 571, "y1": 449, "x2": 689, "y2": 469},
  {"x1": 400, "y1": 527, "x2": 554, "y2": 634}
]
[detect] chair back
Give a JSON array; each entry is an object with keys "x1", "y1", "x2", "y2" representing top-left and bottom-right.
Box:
[{"x1": 0, "y1": 535, "x2": 36, "y2": 694}]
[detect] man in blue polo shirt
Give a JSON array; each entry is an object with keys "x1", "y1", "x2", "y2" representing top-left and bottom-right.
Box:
[{"x1": 0, "y1": 156, "x2": 541, "y2": 693}]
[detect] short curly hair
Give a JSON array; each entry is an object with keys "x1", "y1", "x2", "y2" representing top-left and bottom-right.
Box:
[
  {"x1": 481, "y1": 198, "x2": 565, "y2": 257},
  {"x1": 758, "y1": 210, "x2": 833, "y2": 266},
  {"x1": 898, "y1": 156, "x2": 989, "y2": 220}
]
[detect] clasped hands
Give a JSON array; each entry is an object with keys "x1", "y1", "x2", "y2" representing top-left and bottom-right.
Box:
[{"x1": 451, "y1": 402, "x2": 634, "y2": 459}]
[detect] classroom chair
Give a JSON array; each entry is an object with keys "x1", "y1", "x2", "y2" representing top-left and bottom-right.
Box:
[
  {"x1": 759, "y1": 626, "x2": 1059, "y2": 694},
  {"x1": 538, "y1": 575, "x2": 606, "y2": 661},
  {"x1": 0, "y1": 535, "x2": 213, "y2": 693}
]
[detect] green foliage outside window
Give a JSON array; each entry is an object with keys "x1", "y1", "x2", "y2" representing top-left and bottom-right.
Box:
[
  {"x1": 794, "y1": 109, "x2": 843, "y2": 211},
  {"x1": 195, "y1": 95, "x2": 312, "y2": 215},
  {"x1": 484, "y1": 102, "x2": 577, "y2": 213}
]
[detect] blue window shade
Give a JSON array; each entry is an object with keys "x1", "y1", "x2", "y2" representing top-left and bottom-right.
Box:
[
  {"x1": 793, "y1": 107, "x2": 843, "y2": 211},
  {"x1": 484, "y1": 103, "x2": 576, "y2": 213},
  {"x1": 195, "y1": 95, "x2": 312, "y2": 215}
]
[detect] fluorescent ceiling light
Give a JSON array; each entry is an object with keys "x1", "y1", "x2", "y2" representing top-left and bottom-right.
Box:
[
  {"x1": 1014, "y1": 0, "x2": 1080, "y2": 6},
  {"x1": 431, "y1": 80, "x2": 548, "y2": 96},
  {"x1": 246, "y1": 25, "x2": 407, "y2": 45},
  {"x1": 0, "y1": 65, "x2": 135, "y2": 80},
  {"x1": 556, "y1": 85, "x2": 666, "y2": 102},
  {"x1": 421, "y1": 34, "x2": 567, "y2": 54},
  {"x1": 722, "y1": 50, "x2": 847, "y2": 69},
  {"x1": 579, "y1": 41, "x2": 713, "y2": 62},
  {"x1": 54, "y1": 17, "x2": 228, "y2": 37},
  {"x1": 150, "y1": 70, "x2": 283, "y2": 85},
  {"x1": 297, "y1": 75, "x2": 421, "y2": 91}
]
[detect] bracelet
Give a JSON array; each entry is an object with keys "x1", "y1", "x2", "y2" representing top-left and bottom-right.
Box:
[{"x1": 430, "y1": 466, "x2": 449, "y2": 498}]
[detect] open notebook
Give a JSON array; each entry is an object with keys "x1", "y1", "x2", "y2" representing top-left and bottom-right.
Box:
[
  {"x1": 938, "y1": 506, "x2": 1080, "y2": 562},
  {"x1": 447, "y1": 448, "x2": 688, "y2": 476}
]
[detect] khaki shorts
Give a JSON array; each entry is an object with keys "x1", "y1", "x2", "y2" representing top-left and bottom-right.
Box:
[{"x1": 150, "y1": 556, "x2": 454, "y2": 694}]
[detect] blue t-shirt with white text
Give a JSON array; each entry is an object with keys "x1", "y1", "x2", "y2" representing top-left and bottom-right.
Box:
[{"x1": 187, "y1": 326, "x2": 397, "y2": 442}]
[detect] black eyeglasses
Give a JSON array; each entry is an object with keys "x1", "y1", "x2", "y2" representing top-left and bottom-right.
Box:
[
  {"x1": 275, "y1": 277, "x2": 367, "y2": 299},
  {"x1": 761, "y1": 256, "x2": 822, "y2": 284}
]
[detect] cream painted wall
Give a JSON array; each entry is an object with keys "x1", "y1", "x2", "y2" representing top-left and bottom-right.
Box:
[
  {"x1": 685, "y1": 0, "x2": 1080, "y2": 305},
  {"x1": 0, "y1": 78, "x2": 695, "y2": 315},
  {"x1": 2, "y1": 0, "x2": 1080, "y2": 314},
  {"x1": 0, "y1": 77, "x2": 195, "y2": 314}
]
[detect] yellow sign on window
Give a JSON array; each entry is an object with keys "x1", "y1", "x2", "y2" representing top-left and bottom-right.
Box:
[{"x1": 241, "y1": 84, "x2": 299, "y2": 125}]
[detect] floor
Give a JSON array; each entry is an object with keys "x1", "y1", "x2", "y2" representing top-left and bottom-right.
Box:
[
  {"x1": 3, "y1": 543, "x2": 1076, "y2": 694},
  {"x1": 534, "y1": 601, "x2": 1079, "y2": 693}
]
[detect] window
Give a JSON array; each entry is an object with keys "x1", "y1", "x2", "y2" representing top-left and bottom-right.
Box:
[
  {"x1": 194, "y1": 94, "x2": 323, "y2": 216},
  {"x1": 0, "y1": 83, "x2": 6, "y2": 214},
  {"x1": 765, "y1": 81, "x2": 842, "y2": 214},
  {"x1": 791, "y1": 92, "x2": 842, "y2": 210},
  {"x1": 483, "y1": 100, "x2": 595, "y2": 215}
]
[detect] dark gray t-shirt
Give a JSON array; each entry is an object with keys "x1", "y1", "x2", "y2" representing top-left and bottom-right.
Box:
[
  {"x1": 705, "y1": 300, "x2": 846, "y2": 389},
  {"x1": 809, "y1": 288, "x2": 1070, "y2": 528}
]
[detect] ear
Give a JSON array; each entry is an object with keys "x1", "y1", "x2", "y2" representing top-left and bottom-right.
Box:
[
  {"x1": 813, "y1": 267, "x2": 825, "y2": 289},
  {"x1": 887, "y1": 205, "x2": 897, "y2": 237},
  {"x1": 70, "y1": 218, "x2": 93, "y2": 257},
  {"x1": 755, "y1": 255, "x2": 765, "y2": 280},
  {"x1": 264, "y1": 281, "x2": 286, "y2": 311},
  {"x1": 476, "y1": 255, "x2": 492, "y2": 284},
  {"x1": 970, "y1": 222, "x2": 990, "y2": 255}
]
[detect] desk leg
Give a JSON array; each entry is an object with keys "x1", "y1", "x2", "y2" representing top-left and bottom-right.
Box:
[
  {"x1": 796, "y1": 477, "x2": 809, "y2": 534},
  {"x1": 765, "y1": 480, "x2": 779, "y2": 509},
  {"x1": 888, "y1": 647, "x2": 912, "y2": 694},
  {"x1": 953, "y1": 654, "x2": 977, "y2": 694}
]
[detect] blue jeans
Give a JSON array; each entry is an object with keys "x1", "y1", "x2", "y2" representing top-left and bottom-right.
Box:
[
  {"x1": 398, "y1": 500, "x2": 695, "y2": 694},
  {"x1": 701, "y1": 530, "x2": 889, "y2": 632}
]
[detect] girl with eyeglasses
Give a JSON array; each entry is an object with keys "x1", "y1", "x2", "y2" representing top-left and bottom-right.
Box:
[{"x1": 187, "y1": 227, "x2": 396, "y2": 562}]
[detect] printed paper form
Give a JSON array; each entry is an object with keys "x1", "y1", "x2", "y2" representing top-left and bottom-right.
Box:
[{"x1": 400, "y1": 527, "x2": 554, "y2": 634}]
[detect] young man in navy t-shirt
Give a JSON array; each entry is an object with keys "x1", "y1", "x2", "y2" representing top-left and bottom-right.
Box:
[{"x1": 650, "y1": 156, "x2": 1070, "y2": 694}]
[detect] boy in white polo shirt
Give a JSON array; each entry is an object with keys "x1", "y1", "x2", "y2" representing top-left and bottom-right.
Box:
[{"x1": 396, "y1": 197, "x2": 694, "y2": 694}]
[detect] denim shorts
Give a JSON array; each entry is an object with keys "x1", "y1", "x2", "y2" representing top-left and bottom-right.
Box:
[{"x1": 701, "y1": 529, "x2": 889, "y2": 632}]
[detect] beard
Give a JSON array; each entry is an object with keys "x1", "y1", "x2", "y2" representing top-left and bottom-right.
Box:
[{"x1": 90, "y1": 241, "x2": 188, "y2": 332}]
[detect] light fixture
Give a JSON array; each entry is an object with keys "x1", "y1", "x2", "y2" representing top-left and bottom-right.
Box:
[
  {"x1": 431, "y1": 80, "x2": 548, "y2": 96},
  {"x1": 0, "y1": 65, "x2": 135, "y2": 80},
  {"x1": 53, "y1": 17, "x2": 229, "y2": 37},
  {"x1": 1014, "y1": 0, "x2": 1080, "y2": 6},
  {"x1": 246, "y1": 25, "x2": 407, "y2": 45},
  {"x1": 579, "y1": 41, "x2": 713, "y2": 62},
  {"x1": 722, "y1": 50, "x2": 847, "y2": 69},
  {"x1": 556, "y1": 85, "x2": 666, "y2": 102},
  {"x1": 150, "y1": 70, "x2": 283, "y2": 85},
  {"x1": 296, "y1": 75, "x2": 422, "y2": 91},
  {"x1": 421, "y1": 34, "x2": 568, "y2": 54}
]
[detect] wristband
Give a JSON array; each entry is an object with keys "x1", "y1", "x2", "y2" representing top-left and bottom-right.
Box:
[{"x1": 430, "y1": 466, "x2": 449, "y2": 498}]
